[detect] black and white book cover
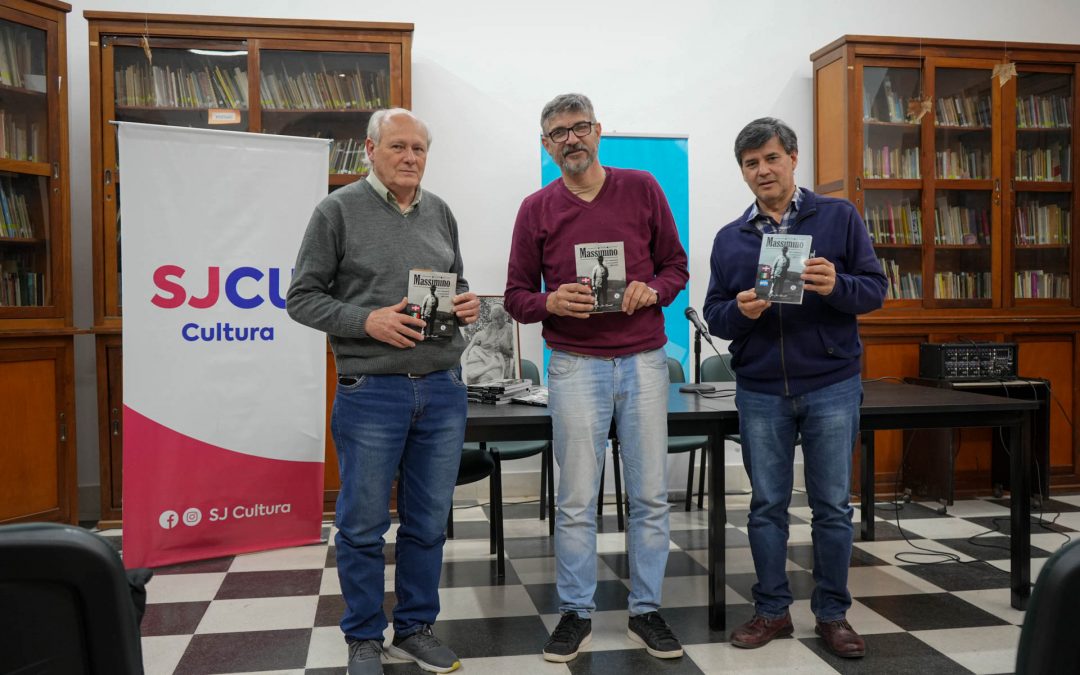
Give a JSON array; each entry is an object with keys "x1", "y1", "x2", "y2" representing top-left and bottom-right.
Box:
[
  {"x1": 754, "y1": 234, "x2": 813, "y2": 304},
  {"x1": 573, "y1": 241, "x2": 626, "y2": 313},
  {"x1": 406, "y1": 269, "x2": 457, "y2": 340}
]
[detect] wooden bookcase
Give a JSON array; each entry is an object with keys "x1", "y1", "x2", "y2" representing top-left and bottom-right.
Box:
[
  {"x1": 86, "y1": 12, "x2": 413, "y2": 524},
  {"x1": 0, "y1": 0, "x2": 74, "y2": 525},
  {"x1": 812, "y1": 35, "x2": 1080, "y2": 495}
]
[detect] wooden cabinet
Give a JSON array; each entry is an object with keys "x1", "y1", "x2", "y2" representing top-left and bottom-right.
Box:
[
  {"x1": 86, "y1": 12, "x2": 413, "y2": 522},
  {"x1": 812, "y1": 35, "x2": 1080, "y2": 494},
  {"x1": 0, "y1": 0, "x2": 74, "y2": 524}
]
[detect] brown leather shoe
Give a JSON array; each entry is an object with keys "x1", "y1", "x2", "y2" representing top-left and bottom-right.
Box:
[
  {"x1": 815, "y1": 619, "x2": 866, "y2": 658},
  {"x1": 729, "y1": 611, "x2": 794, "y2": 649}
]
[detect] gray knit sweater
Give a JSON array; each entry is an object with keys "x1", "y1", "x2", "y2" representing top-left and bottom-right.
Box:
[{"x1": 286, "y1": 179, "x2": 469, "y2": 375}]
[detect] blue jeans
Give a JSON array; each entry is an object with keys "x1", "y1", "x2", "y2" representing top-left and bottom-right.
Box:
[
  {"x1": 548, "y1": 348, "x2": 671, "y2": 617},
  {"x1": 331, "y1": 370, "x2": 467, "y2": 641},
  {"x1": 735, "y1": 373, "x2": 862, "y2": 622}
]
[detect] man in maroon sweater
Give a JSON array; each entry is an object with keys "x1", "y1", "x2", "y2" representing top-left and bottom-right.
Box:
[{"x1": 504, "y1": 93, "x2": 689, "y2": 663}]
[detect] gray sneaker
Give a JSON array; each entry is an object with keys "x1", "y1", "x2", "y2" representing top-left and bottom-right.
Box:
[
  {"x1": 347, "y1": 639, "x2": 385, "y2": 675},
  {"x1": 387, "y1": 625, "x2": 461, "y2": 673}
]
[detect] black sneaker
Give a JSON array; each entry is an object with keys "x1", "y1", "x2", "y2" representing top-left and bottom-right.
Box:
[
  {"x1": 543, "y1": 612, "x2": 592, "y2": 663},
  {"x1": 346, "y1": 638, "x2": 385, "y2": 675},
  {"x1": 387, "y1": 625, "x2": 461, "y2": 673},
  {"x1": 628, "y1": 611, "x2": 684, "y2": 659}
]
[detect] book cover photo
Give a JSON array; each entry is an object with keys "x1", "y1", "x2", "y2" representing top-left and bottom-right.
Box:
[
  {"x1": 573, "y1": 241, "x2": 626, "y2": 313},
  {"x1": 754, "y1": 233, "x2": 813, "y2": 304},
  {"x1": 406, "y1": 269, "x2": 457, "y2": 340}
]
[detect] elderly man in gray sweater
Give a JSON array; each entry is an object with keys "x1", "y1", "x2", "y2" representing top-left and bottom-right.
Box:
[{"x1": 287, "y1": 108, "x2": 478, "y2": 675}]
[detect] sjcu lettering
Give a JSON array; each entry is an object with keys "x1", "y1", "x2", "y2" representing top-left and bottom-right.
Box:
[{"x1": 151, "y1": 265, "x2": 290, "y2": 309}]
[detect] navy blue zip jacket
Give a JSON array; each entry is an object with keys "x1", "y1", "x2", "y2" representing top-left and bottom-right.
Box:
[{"x1": 703, "y1": 189, "x2": 887, "y2": 396}]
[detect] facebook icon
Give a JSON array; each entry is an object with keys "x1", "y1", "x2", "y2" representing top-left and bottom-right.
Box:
[{"x1": 159, "y1": 510, "x2": 180, "y2": 530}]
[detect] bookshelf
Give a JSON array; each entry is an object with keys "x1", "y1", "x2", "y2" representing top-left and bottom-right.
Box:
[
  {"x1": 812, "y1": 36, "x2": 1080, "y2": 495},
  {"x1": 0, "y1": 0, "x2": 75, "y2": 525},
  {"x1": 86, "y1": 12, "x2": 413, "y2": 524}
]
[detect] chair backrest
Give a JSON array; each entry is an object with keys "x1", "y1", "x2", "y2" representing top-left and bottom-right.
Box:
[
  {"x1": 666, "y1": 357, "x2": 686, "y2": 384},
  {"x1": 1016, "y1": 538, "x2": 1080, "y2": 674},
  {"x1": 521, "y1": 358, "x2": 540, "y2": 385},
  {"x1": 0, "y1": 522, "x2": 144, "y2": 675},
  {"x1": 701, "y1": 353, "x2": 736, "y2": 382}
]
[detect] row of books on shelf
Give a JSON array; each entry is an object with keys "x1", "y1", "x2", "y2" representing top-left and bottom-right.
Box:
[
  {"x1": 863, "y1": 146, "x2": 920, "y2": 179},
  {"x1": 934, "y1": 198, "x2": 990, "y2": 245},
  {"x1": 329, "y1": 139, "x2": 369, "y2": 175},
  {"x1": 933, "y1": 271, "x2": 991, "y2": 299},
  {"x1": 0, "y1": 109, "x2": 42, "y2": 162},
  {"x1": 0, "y1": 25, "x2": 40, "y2": 91},
  {"x1": 1014, "y1": 270, "x2": 1071, "y2": 299},
  {"x1": 936, "y1": 146, "x2": 991, "y2": 180},
  {"x1": 865, "y1": 199, "x2": 923, "y2": 244},
  {"x1": 1015, "y1": 144, "x2": 1071, "y2": 182},
  {"x1": 0, "y1": 177, "x2": 36, "y2": 238},
  {"x1": 115, "y1": 62, "x2": 248, "y2": 109},
  {"x1": 1016, "y1": 94, "x2": 1071, "y2": 129},
  {"x1": 260, "y1": 64, "x2": 388, "y2": 110},
  {"x1": 0, "y1": 259, "x2": 44, "y2": 306},
  {"x1": 1015, "y1": 202, "x2": 1071, "y2": 245},
  {"x1": 864, "y1": 76, "x2": 914, "y2": 124},
  {"x1": 936, "y1": 94, "x2": 991, "y2": 127},
  {"x1": 879, "y1": 258, "x2": 923, "y2": 300}
]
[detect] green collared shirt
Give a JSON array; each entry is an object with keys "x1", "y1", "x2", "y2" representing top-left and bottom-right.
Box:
[{"x1": 366, "y1": 171, "x2": 422, "y2": 215}]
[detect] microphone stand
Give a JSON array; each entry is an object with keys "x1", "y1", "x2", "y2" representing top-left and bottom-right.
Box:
[{"x1": 679, "y1": 328, "x2": 715, "y2": 394}]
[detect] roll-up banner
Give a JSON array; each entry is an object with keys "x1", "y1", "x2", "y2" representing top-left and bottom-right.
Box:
[{"x1": 118, "y1": 122, "x2": 328, "y2": 568}]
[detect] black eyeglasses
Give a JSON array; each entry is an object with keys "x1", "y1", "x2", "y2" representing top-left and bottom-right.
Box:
[{"x1": 546, "y1": 121, "x2": 594, "y2": 143}]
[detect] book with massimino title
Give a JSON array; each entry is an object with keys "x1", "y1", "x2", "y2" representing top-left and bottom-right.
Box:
[
  {"x1": 406, "y1": 269, "x2": 457, "y2": 340},
  {"x1": 573, "y1": 241, "x2": 626, "y2": 313},
  {"x1": 754, "y1": 233, "x2": 813, "y2": 304}
]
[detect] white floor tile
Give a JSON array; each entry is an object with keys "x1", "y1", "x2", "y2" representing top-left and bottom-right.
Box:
[
  {"x1": 684, "y1": 639, "x2": 838, "y2": 674},
  {"x1": 659, "y1": 574, "x2": 711, "y2": 608},
  {"x1": 846, "y1": 565, "x2": 946, "y2": 596},
  {"x1": 228, "y1": 544, "x2": 328, "y2": 572},
  {"x1": 540, "y1": 609, "x2": 639, "y2": 653},
  {"x1": 146, "y1": 572, "x2": 226, "y2": 604},
  {"x1": 789, "y1": 598, "x2": 903, "y2": 638},
  {"x1": 140, "y1": 635, "x2": 191, "y2": 675},
  {"x1": 1053, "y1": 494, "x2": 1080, "y2": 507},
  {"x1": 926, "y1": 499, "x2": 1010, "y2": 518},
  {"x1": 987, "y1": 555, "x2": 1047, "y2": 579},
  {"x1": 305, "y1": 626, "x2": 349, "y2": 668},
  {"x1": 890, "y1": 516, "x2": 996, "y2": 540},
  {"x1": 436, "y1": 585, "x2": 539, "y2": 620},
  {"x1": 853, "y1": 538, "x2": 974, "y2": 565},
  {"x1": 195, "y1": 596, "x2": 319, "y2": 633},
  {"x1": 912, "y1": 625, "x2": 1021, "y2": 674},
  {"x1": 321, "y1": 567, "x2": 342, "y2": 595},
  {"x1": 441, "y1": 538, "x2": 501, "y2": 561},
  {"x1": 454, "y1": 654, "x2": 571, "y2": 674}
]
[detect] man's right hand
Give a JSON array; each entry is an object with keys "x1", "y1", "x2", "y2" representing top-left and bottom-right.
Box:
[
  {"x1": 365, "y1": 297, "x2": 426, "y2": 348},
  {"x1": 546, "y1": 282, "x2": 595, "y2": 318},
  {"x1": 737, "y1": 289, "x2": 771, "y2": 320}
]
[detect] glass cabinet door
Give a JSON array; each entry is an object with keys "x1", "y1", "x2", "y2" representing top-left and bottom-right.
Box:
[
  {"x1": 0, "y1": 16, "x2": 51, "y2": 311},
  {"x1": 931, "y1": 65, "x2": 997, "y2": 305},
  {"x1": 258, "y1": 49, "x2": 390, "y2": 181},
  {"x1": 861, "y1": 65, "x2": 924, "y2": 301},
  {"x1": 1011, "y1": 71, "x2": 1072, "y2": 301}
]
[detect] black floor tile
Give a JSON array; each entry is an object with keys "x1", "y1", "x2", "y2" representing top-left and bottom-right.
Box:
[
  {"x1": 525, "y1": 579, "x2": 629, "y2": 614},
  {"x1": 428, "y1": 615, "x2": 550, "y2": 658},
  {"x1": 214, "y1": 569, "x2": 323, "y2": 599},
  {"x1": 669, "y1": 528, "x2": 709, "y2": 551},
  {"x1": 799, "y1": 631, "x2": 974, "y2": 674},
  {"x1": 857, "y1": 593, "x2": 1009, "y2": 631},
  {"x1": 140, "y1": 601, "x2": 210, "y2": 636},
  {"x1": 724, "y1": 526, "x2": 751, "y2": 549},
  {"x1": 153, "y1": 555, "x2": 235, "y2": 575},
  {"x1": 174, "y1": 628, "x2": 311, "y2": 674},
  {"x1": 660, "y1": 603, "x2": 756, "y2": 645},
  {"x1": 599, "y1": 550, "x2": 707, "y2": 579},
  {"x1": 439, "y1": 559, "x2": 520, "y2": 587},
  {"x1": 484, "y1": 501, "x2": 544, "y2": 521},
  {"x1": 858, "y1": 519, "x2": 913, "y2": 542},
  {"x1": 725, "y1": 569, "x2": 816, "y2": 604},
  {"x1": 934, "y1": 535, "x2": 1030, "y2": 561},
  {"x1": 503, "y1": 535, "x2": 556, "y2": 559},
  {"x1": 788, "y1": 543, "x2": 888, "y2": 569},
  {"x1": 902, "y1": 560, "x2": 1012, "y2": 592},
  {"x1": 446, "y1": 520, "x2": 493, "y2": 541},
  {"x1": 878, "y1": 502, "x2": 952, "y2": 519},
  {"x1": 315, "y1": 594, "x2": 346, "y2": 627},
  {"x1": 568, "y1": 649, "x2": 705, "y2": 674},
  {"x1": 306, "y1": 669, "x2": 346, "y2": 675},
  {"x1": 964, "y1": 515, "x2": 1074, "y2": 536}
]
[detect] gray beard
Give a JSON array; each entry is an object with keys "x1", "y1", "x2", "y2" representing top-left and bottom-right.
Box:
[{"x1": 560, "y1": 148, "x2": 593, "y2": 175}]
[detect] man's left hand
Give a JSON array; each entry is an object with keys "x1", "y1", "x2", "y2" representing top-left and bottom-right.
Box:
[
  {"x1": 622, "y1": 280, "x2": 658, "y2": 315},
  {"x1": 802, "y1": 257, "x2": 836, "y2": 296},
  {"x1": 452, "y1": 292, "x2": 481, "y2": 324}
]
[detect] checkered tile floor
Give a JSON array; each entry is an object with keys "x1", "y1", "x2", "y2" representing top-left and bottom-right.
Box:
[{"x1": 95, "y1": 490, "x2": 1080, "y2": 674}]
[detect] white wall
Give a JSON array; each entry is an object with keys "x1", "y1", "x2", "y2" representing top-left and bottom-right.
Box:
[{"x1": 67, "y1": 0, "x2": 1080, "y2": 513}]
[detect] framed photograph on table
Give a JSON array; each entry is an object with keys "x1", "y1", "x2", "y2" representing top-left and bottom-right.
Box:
[{"x1": 459, "y1": 295, "x2": 521, "y2": 384}]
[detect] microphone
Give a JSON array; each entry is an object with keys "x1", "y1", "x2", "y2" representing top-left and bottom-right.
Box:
[{"x1": 684, "y1": 306, "x2": 714, "y2": 345}]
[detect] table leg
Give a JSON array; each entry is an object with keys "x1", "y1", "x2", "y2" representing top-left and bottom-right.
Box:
[
  {"x1": 708, "y1": 430, "x2": 727, "y2": 631},
  {"x1": 861, "y1": 430, "x2": 875, "y2": 541},
  {"x1": 1010, "y1": 414, "x2": 1031, "y2": 610}
]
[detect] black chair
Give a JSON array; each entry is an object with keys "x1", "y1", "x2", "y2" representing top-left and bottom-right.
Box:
[
  {"x1": 446, "y1": 445, "x2": 505, "y2": 579},
  {"x1": 667, "y1": 357, "x2": 710, "y2": 511},
  {"x1": 0, "y1": 522, "x2": 145, "y2": 675},
  {"x1": 1015, "y1": 538, "x2": 1080, "y2": 674}
]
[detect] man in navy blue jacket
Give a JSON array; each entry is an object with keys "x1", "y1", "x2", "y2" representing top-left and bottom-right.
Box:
[{"x1": 704, "y1": 118, "x2": 886, "y2": 659}]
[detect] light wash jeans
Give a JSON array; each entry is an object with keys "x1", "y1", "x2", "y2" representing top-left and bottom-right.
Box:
[
  {"x1": 735, "y1": 373, "x2": 862, "y2": 622},
  {"x1": 331, "y1": 369, "x2": 467, "y2": 641},
  {"x1": 547, "y1": 347, "x2": 671, "y2": 617}
]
